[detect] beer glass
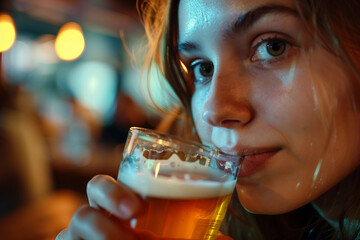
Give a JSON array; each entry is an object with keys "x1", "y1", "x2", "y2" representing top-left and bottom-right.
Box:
[{"x1": 118, "y1": 127, "x2": 241, "y2": 240}]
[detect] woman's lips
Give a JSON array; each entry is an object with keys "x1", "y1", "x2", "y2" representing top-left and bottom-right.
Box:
[{"x1": 238, "y1": 148, "x2": 281, "y2": 177}]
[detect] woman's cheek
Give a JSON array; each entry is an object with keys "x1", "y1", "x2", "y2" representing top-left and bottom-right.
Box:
[{"x1": 191, "y1": 91, "x2": 211, "y2": 142}]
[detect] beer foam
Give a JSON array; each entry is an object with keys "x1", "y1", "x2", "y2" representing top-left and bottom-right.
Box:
[{"x1": 119, "y1": 154, "x2": 236, "y2": 199}]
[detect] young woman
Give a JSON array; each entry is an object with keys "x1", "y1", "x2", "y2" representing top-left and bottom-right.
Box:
[{"x1": 57, "y1": 0, "x2": 360, "y2": 239}]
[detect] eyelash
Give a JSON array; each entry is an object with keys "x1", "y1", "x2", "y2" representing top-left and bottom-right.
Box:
[{"x1": 186, "y1": 33, "x2": 297, "y2": 85}]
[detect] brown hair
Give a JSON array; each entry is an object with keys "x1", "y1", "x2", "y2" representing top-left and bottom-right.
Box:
[
  {"x1": 138, "y1": 0, "x2": 196, "y2": 137},
  {"x1": 138, "y1": 0, "x2": 360, "y2": 238},
  {"x1": 295, "y1": 1, "x2": 360, "y2": 238}
]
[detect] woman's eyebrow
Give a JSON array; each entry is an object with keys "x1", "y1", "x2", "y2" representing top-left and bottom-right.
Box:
[
  {"x1": 228, "y1": 5, "x2": 299, "y2": 36},
  {"x1": 177, "y1": 5, "x2": 298, "y2": 53},
  {"x1": 177, "y1": 41, "x2": 200, "y2": 53}
]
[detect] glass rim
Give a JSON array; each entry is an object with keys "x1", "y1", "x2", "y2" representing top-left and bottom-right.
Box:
[{"x1": 129, "y1": 127, "x2": 242, "y2": 161}]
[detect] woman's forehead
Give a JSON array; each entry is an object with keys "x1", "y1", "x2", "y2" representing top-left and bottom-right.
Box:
[
  {"x1": 178, "y1": 0, "x2": 296, "y2": 17},
  {"x1": 178, "y1": 0, "x2": 298, "y2": 45}
]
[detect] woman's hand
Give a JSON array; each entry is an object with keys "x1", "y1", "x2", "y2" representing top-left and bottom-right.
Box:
[
  {"x1": 56, "y1": 174, "x2": 233, "y2": 240},
  {"x1": 56, "y1": 174, "x2": 145, "y2": 240}
]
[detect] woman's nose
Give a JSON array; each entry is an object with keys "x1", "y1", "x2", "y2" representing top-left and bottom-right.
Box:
[{"x1": 202, "y1": 74, "x2": 254, "y2": 128}]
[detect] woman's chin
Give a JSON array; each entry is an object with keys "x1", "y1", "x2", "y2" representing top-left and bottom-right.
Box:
[{"x1": 236, "y1": 184, "x2": 306, "y2": 215}]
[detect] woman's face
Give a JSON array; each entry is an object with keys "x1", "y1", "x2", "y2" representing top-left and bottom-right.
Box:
[{"x1": 177, "y1": 0, "x2": 360, "y2": 214}]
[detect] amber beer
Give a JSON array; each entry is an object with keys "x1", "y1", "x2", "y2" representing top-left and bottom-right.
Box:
[
  {"x1": 119, "y1": 155, "x2": 236, "y2": 240},
  {"x1": 118, "y1": 127, "x2": 240, "y2": 240}
]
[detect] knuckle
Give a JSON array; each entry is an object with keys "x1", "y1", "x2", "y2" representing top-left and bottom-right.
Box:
[{"x1": 104, "y1": 182, "x2": 121, "y2": 199}]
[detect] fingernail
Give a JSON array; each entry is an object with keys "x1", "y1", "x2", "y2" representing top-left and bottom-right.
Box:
[{"x1": 118, "y1": 199, "x2": 137, "y2": 219}]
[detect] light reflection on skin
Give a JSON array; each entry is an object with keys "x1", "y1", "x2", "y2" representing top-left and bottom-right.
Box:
[
  {"x1": 283, "y1": 59, "x2": 297, "y2": 86},
  {"x1": 312, "y1": 159, "x2": 323, "y2": 185}
]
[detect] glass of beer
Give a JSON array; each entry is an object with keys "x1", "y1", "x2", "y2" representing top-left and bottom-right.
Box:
[{"x1": 118, "y1": 127, "x2": 241, "y2": 240}]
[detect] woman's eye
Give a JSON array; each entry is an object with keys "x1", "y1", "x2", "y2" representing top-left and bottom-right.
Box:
[
  {"x1": 190, "y1": 61, "x2": 214, "y2": 84},
  {"x1": 251, "y1": 35, "x2": 295, "y2": 64}
]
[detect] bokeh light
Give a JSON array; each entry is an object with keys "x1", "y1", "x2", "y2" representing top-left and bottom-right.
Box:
[
  {"x1": 55, "y1": 22, "x2": 85, "y2": 61},
  {"x1": 66, "y1": 61, "x2": 118, "y2": 122},
  {"x1": 0, "y1": 13, "x2": 16, "y2": 52}
]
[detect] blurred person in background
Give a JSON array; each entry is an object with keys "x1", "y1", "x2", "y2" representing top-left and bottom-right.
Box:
[{"x1": 0, "y1": 76, "x2": 52, "y2": 216}]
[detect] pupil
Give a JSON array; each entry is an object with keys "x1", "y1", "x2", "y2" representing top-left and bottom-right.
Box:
[
  {"x1": 200, "y1": 64, "x2": 213, "y2": 76},
  {"x1": 267, "y1": 40, "x2": 285, "y2": 56}
]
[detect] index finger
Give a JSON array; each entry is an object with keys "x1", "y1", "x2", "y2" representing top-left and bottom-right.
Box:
[{"x1": 86, "y1": 175, "x2": 144, "y2": 220}]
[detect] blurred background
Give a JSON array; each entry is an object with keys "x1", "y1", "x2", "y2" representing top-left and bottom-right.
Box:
[{"x1": 0, "y1": 0, "x2": 174, "y2": 239}]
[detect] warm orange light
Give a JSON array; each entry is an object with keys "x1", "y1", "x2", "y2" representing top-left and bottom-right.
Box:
[
  {"x1": 179, "y1": 60, "x2": 188, "y2": 74},
  {"x1": 0, "y1": 13, "x2": 16, "y2": 52},
  {"x1": 55, "y1": 22, "x2": 85, "y2": 61}
]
